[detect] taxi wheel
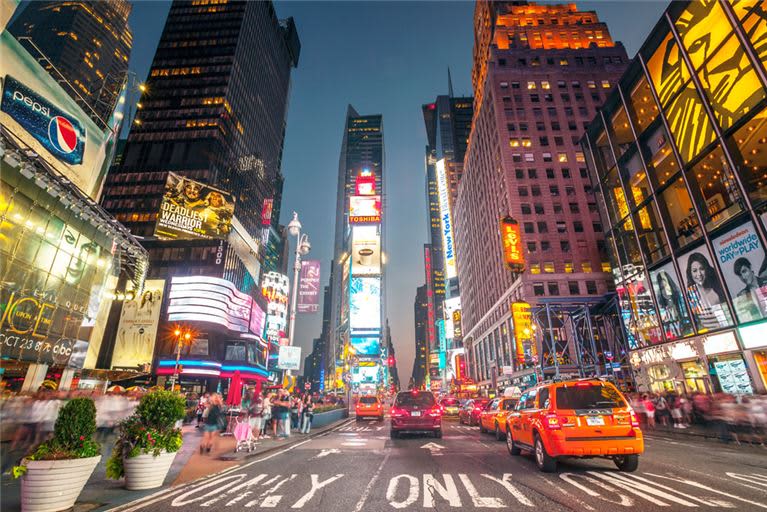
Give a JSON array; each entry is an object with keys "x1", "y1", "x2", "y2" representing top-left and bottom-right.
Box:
[
  {"x1": 479, "y1": 422, "x2": 487, "y2": 433},
  {"x1": 390, "y1": 430, "x2": 398, "y2": 439},
  {"x1": 356, "y1": 416, "x2": 362, "y2": 422},
  {"x1": 506, "y1": 427, "x2": 521, "y2": 455},
  {"x1": 534, "y1": 434, "x2": 557, "y2": 473},
  {"x1": 494, "y1": 423, "x2": 505, "y2": 441},
  {"x1": 614, "y1": 454, "x2": 639, "y2": 472}
]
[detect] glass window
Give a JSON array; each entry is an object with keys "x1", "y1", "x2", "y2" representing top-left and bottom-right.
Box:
[
  {"x1": 657, "y1": 176, "x2": 702, "y2": 248},
  {"x1": 568, "y1": 281, "x2": 580, "y2": 294},
  {"x1": 613, "y1": 219, "x2": 643, "y2": 268},
  {"x1": 616, "y1": 271, "x2": 663, "y2": 347},
  {"x1": 733, "y1": 1, "x2": 767, "y2": 65},
  {"x1": 674, "y1": 1, "x2": 733, "y2": 70},
  {"x1": 633, "y1": 201, "x2": 670, "y2": 265},
  {"x1": 727, "y1": 107, "x2": 767, "y2": 206},
  {"x1": 603, "y1": 167, "x2": 629, "y2": 226},
  {"x1": 627, "y1": 76, "x2": 660, "y2": 135},
  {"x1": 593, "y1": 128, "x2": 616, "y2": 175},
  {"x1": 639, "y1": 120, "x2": 679, "y2": 189},
  {"x1": 608, "y1": 104, "x2": 635, "y2": 157},
  {"x1": 686, "y1": 144, "x2": 745, "y2": 232},
  {"x1": 620, "y1": 146, "x2": 652, "y2": 208}
]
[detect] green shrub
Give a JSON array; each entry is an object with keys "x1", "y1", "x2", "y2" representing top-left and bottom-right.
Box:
[
  {"x1": 106, "y1": 390, "x2": 185, "y2": 480},
  {"x1": 14, "y1": 398, "x2": 101, "y2": 477}
]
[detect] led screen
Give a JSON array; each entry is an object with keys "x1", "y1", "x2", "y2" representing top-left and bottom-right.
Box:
[
  {"x1": 349, "y1": 277, "x2": 381, "y2": 332},
  {"x1": 351, "y1": 336, "x2": 381, "y2": 357},
  {"x1": 349, "y1": 195, "x2": 381, "y2": 224},
  {"x1": 351, "y1": 226, "x2": 381, "y2": 275}
]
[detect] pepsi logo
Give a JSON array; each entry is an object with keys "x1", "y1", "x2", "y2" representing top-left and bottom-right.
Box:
[{"x1": 48, "y1": 116, "x2": 79, "y2": 154}]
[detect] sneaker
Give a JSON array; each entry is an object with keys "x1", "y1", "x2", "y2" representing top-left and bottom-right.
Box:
[{"x1": 678, "y1": 424, "x2": 687, "y2": 429}]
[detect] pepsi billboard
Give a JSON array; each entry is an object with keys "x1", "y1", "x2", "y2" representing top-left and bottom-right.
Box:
[{"x1": 1, "y1": 75, "x2": 85, "y2": 165}]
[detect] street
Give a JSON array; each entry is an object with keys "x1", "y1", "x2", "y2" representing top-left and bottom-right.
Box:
[{"x1": 108, "y1": 417, "x2": 767, "y2": 512}]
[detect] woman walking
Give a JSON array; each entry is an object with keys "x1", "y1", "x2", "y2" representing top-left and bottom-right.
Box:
[
  {"x1": 201, "y1": 393, "x2": 224, "y2": 455},
  {"x1": 248, "y1": 390, "x2": 265, "y2": 439},
  {"x1": 261, "y1": 392, "x2": 273, "y2": 438},
  {"x1": 300, "y1": 395, "x2": 314, "y2": 434}
]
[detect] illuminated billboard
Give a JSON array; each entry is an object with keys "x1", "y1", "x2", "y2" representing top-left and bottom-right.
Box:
[
  {"x1": 349, "y1": 277, "x2": 381, "y2": 332},
  {"x1": 155, "y1": 172, "x2": 235, "y2": 240},
  {"x1": 349, "y1": 195, "x2": 381, "y2": 224},
  {"x1": 111, "y1": 279, "x2": 164, "y2": 369},
  {"x1": 277, "y1": 345, "x2": 301, "y2": 370},
  {"x1": 500, "y1": 215, "x2": 525, "y2": 272},
  {"x1": 351, "y1": 225, "x2": 381, "y2": 275},
  {"x1": 355, "y1": 170, "x2": 376, "y2": 196},
  {"x1": 0, "y1": 31, "x2": 124, "y2": 200},
  {"x1": 436, "y1": 159, "x2": 457, "y2": 279},
  {"x1": 511, "y1": 302, "x2": 535, "y2": 365},
  {"x1": 444, "y1": 297, "x2": 461, "y2": 341},
  {"x1": 352, "y1": 364, "x2": 380, "y2": 384},
  {"x1": 350, "y1": 336, "x2": 381, "y2": 357},
  {"x1": 167, "y1": 276, "x2": 253, "y2": 333},
  {"x1": 261, "y1": 272, "x2": 289, "y2": 342}
]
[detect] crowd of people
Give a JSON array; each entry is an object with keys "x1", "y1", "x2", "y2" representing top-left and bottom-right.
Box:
[{"x1": 628, "y1": 391, "x2": 767, "y2": 444}]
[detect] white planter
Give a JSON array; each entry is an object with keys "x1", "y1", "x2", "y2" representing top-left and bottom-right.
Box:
[
  {"x1": 21, "y1": 455, "x2": 101, "y2": 512},
  {"x1": 123, "y1": 451, "x2": 177, "y2": 490}
]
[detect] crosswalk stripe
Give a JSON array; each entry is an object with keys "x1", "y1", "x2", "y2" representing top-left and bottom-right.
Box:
[
  {"x1": 645, "y1": 473, "x2": 767, "y2": 510},
  {"x1": 588, "y1": 471, "x2": 698, "y2": 507},
  {"x1": 626, "y1": 474, "x2": 736, "y2": 508}
]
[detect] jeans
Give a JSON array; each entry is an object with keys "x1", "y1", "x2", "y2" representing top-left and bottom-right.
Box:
[
  {"x1": 279, "y1": 413, "x2": 291, "y2": 437},
  {"x1": 300, "y1": 414, "x2": 312, "y2": 433},
  {"x1": 261, "y1": 414, "x2": 271, "y2": 435}
]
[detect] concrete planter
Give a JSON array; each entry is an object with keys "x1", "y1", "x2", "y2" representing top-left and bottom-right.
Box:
[
  {"x1": 21, "y1": 455, "x2": 101, "y2": 512},
  {"x1": 123, "y1": 451, "x2": 177, "y2": 490},
  {"x1": 311, "y1": 407, "x2": 349, "y2": 429}
]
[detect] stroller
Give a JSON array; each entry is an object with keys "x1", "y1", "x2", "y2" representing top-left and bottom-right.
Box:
[{"x1": 233, "y1": 415, "x2": 258, "y2": 453}]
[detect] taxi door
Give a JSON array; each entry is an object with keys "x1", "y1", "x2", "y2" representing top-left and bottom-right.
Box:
[{"x1": 517, "y1": 388, "x2": 539, "y2": 446}]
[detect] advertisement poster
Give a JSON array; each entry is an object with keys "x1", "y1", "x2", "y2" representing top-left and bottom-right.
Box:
[
  {"x1": 167, "y1": 276, "x2": 252, "y2": 333},
  {"x1": 349, "y1": 277, "x2": 381, "y2": 332},
  {"x1": 350, "y1": 336, "x2": 381, "y2": 357},
  {"x1": 677, "y1": 246, "x2": 733, "y2": 332},
  {"x1": 111, "y1": 279, "x2": 165, "y2": 369},
  {"x1": 650, "y1": 262, "x2": 695, "y2": 340},
  {"x1": 154, "y1": 172, "x2": 235, "y2": 240},
  {"x1": 298, "y1": 260, "x2": 321, "y2": 313},
  {"x1": 349, "y1": 195, "x2": 381, "y2": 224},
  {"x1": 713, "y1": 359, "x2": 753, "y2": 394},
  {"x1": 351, "y1": 226, "x2": 381, "y2": 275},
  {"x1": 712, "y1": 221, "x2": 767, "y2": 323},
  {"x1": 277, "y1": 345, "x2": 302, "y2": 370},
  {"x1": 511, "y1": 302, "x2": 533, "y2": 365},
  {"x1": 436, "y1": 159, "x2": 457, "y2": 279},
  {"x1": 249, "y1": 302, "x2": 266, "y2": 338}
]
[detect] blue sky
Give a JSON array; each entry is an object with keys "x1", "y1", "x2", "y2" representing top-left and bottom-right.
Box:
[{"x1": 127, "y1": 1, "x2": 669, "y2": 383}]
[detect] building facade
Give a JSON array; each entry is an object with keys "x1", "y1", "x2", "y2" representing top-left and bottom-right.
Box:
[
  {"x1": 97, "y1": 0, "x2": 300, "y2": 392},
  {"x1": 8, "y1": 0, "x2": 133, "y2": 124},
  {"x1": 582, "y1": 0, "x2": 767, "y2": 394},
  {"x1": 455, "y1": 1, "x2": 629, "y2": 393},
  {"x1": 328, "y1": 106, "x2": 386, "y2": 394},
  {"x1": 412, "y1": 284, "x2": 429, "y2": 389}
]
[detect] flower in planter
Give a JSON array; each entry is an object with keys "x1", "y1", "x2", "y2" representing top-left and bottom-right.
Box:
[{"x1": 106, "y1": 390, "x2": 185, "y2": 480}]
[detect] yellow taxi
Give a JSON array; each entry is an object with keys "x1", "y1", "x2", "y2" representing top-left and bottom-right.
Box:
[
  {"x1": 478, "y1": 395, "x2": 518, "y2": 440},
  {"x1": 504, "y1": 379, "x2": 643, "y2": 472}
]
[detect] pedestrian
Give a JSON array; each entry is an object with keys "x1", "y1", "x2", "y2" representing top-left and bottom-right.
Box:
[
  {"x1": 261, "y1": 392, "x2": 273, "y2": 438},
  {"x1": 300, "y1": 395, "x2": 314, "y2": 434},
  {"x1": 272, "y1": 390, "x2": 291, "y2": 439},
  {"x1": 201, "y1": 393, "x2": 224, "y2": 455},
  {"x1": 655, "y1": 394, "x2": 670, "y2": 426},
  {"x1": 248, "y1": 390, "x2": 264, "y2": 440},
  {"x1": 642, "y1": 394, "x2": 656, "y2": 429},
  {"x1": 196, "y1": 393, "x2": 209, "y2": 428},
  {"x1": 290, "y1": 395, "x2": 301, "y2": 430}
]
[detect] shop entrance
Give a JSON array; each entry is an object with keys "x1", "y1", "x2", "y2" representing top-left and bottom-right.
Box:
[{"x1": 680, "y1": 361, "x2": 710, "y2": 394}]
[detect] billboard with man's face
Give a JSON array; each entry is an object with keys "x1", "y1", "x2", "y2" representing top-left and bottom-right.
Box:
[{"x1": 154, "y1": 172, "x2": 235, "y2": 240}]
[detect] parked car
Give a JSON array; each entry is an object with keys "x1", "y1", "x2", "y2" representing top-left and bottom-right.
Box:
[
  {"x1": 479, "y1": 396, "x2": 518, "y2": 440},
  {"x1": 505, "y1": 379, "x2": 643, "y2": 473},
  {"x1": 356, "y1": 395, "x2": 384, "y2": 421},
  {"x1": 390, "y1": 390, "x2": 442, "y2": 439},
  {"x1": 459, "y1": 398, "x2": 490, "y2": 426}
]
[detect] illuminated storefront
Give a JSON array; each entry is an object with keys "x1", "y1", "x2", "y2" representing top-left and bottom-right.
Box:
[{"x1": 583, "y1": 0, "x2": 767, "y2": 393}]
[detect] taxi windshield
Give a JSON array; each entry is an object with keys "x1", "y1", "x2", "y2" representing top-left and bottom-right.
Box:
[
  {"x1": 359, "y1": 397, "x2": 378, "y2": 404},
  {"x1": 396, "y1": 393, "x2": 435, "y2": 407},
  {"x1": 556, "y1": 385, "x2": 626, "y2": 409}
]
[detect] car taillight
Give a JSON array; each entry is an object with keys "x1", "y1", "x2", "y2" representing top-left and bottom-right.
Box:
[
  {"x1": 575, "y1": 381, "x2": 593, "y2": 387},
  {"x1": 428, "y1": 406, "x2": 443, "y2": 417},
  {"x1": 391, "y1": 407, "x2": 408, "y2": 417},
  {"x1": 544, "y1": 413, "x2": 561, "y2": 430},
  {"x1": 629, "y1": 409, "x2": 640, "y2": 428}
]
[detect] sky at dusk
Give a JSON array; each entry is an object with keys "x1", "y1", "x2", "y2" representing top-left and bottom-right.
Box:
[{"x1": 127, "y1": 1, "x2": 669, "y2": 383}]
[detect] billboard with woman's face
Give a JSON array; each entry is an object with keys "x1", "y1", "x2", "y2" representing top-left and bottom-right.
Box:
[
  {"x1": 650, "y1": 262, "x2": 694, "y2": 340},
  {"x1": 678, "y1": 246, "x2": 733, "y2": 332}
]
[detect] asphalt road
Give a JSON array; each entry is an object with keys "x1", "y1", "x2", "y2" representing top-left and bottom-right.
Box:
[{"x1": 109, "y1": 417, "x2": 767, "y2": 512}]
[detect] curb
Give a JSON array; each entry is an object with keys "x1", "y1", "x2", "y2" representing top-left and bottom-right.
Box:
[
  {"x1": 218, "y1": 416, "x2": 353, "y2": 461},
  {"x1": 646, "y1": 427, "x2": 767, "y2": 449}
]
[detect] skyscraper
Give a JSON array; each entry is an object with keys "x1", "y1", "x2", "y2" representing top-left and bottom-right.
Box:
[
  {"x1": 97, "y1": 1, "x2": 300, "y2": 390},
  {"x1": 329, "y1": 106, "x2": 385, "y2": 394},
  {"x1": 455, "y1": 1, "x2": 629, "y2": 391},
  {"x1": 8, "y1": 0, "x2": 133, "y2": 124},
  {"x1": 412, "y1": 284, "x2": 429, "y2": 389},
  {"x1": 422, "y1": 80, "x2": 473, "y2": 391}
]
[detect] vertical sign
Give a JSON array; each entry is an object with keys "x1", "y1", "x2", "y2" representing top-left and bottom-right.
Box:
[
  {"x1": 511, "y1": 302, "x2": 534, "y2": 366},
  {"x1": 261, "y1": 198, "x2": 274, "y2": 226},
  {"x1": 298, "y1": 260, "x2": 321, "y2": 313},
  {"x1": 436, "y1": 159, "x2": 457, "y2": 279},
  {"x1": 500, "y1": 215, "x2": 525, "y2": 272}
]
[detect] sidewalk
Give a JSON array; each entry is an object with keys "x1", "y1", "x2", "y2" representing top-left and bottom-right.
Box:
[
  {"x1": 644, "y1": 422, "x2": 767, "y2": 449},
  {"x1": 0, "y1": 416, "x2": 351, "y2": 512}
]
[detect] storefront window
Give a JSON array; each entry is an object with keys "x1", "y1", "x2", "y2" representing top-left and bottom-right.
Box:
[
  {"x1": 657, "y1": 176, "x2": 702, "y2": 248},
  {"x1": 648, "y1": 364, "x2": 675, "y2": 393},
  {"x1": 710, "y1": 355, "x2": 753, "y2": 394},
  {"x1": 680, "y1": 360, "x2": 710, "y2": 394},
  {"x1": 651, "y1": 262, "x2": 695, "y2": 340},
  {"x1": 686, "y1": 144, "x2": 745, "y2": 232},
  {"x1": 634, "y1": 202, "x2": 669, "y2": 265},
  {"x1": 727, "y1": 107, "x2": 767, "y2": 206},
  {"x1": 627, "y1": 76, "x2": 660, "y2": 136},
  {"x1": 678, "y1": 246, "x2": 734, "y2": 332},
  {"x1": 639, "y1": 120, "x2": 680, "y2": 189},
  {"x1": 608, "y1": 104, "x2": 635, "y2": 158}
]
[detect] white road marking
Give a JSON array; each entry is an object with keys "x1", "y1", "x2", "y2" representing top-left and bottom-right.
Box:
[
  {"x1": 311, "y1": 448, "x2": 340, "y2": 459},
  {"x1": 171, "y1": 474, "x2": 249, "y2": 507},
  {"x1": 291, "y1": 474, "x2": 344, "y2": 509},
  {"x1": 645, "y1": 473, "x2": 767, "y2": 509},
  {"x1": 342, "y1": 441, "x2": 367, "y2": 446},
  {"x1": 207, "y1": 474, "x2": 269, "y2": 506},
  {"x1": 627, "y1": 474, "x2": 735, "y2": 508},
  {"x1": 481, "y1": 474, "x2": 534, "y2": 507},
  {"x1": 725, "y1": 472, "x2": 767, "y2": 489},
  {"x1": 386, "y1": 474, "x2": 419, "y2": 510},
  {"x1": 588, "y1": 472, "x2": 697, "y2": 507},
  {"x1": 254, "y1": 474, "x2": 298, "y2": 508},
  {"x1": 423, "y1": 474, "x2": 461, "y2": 507},
  {"x1": 458, "y1": 474, "x2": 504, "y2": 508},
  {"x1": 353, "y1": 451, "x2": 391, "y2": 512}
]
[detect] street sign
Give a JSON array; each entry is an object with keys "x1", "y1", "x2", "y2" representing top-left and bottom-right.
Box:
[
  {"x1": 605, "y1": 351, "x2": 613, "y2": 361},
  {"x1": 304, "y1": 382, "x2": 311, "y2": 390}
]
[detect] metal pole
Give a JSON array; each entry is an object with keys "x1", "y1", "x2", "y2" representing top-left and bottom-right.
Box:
[
  {"x1": 170, "y1": 335, "x2": 181, "y2": 390},
  {"x1": 288, "y1": 230, "x2": 301, "y2": 349}
]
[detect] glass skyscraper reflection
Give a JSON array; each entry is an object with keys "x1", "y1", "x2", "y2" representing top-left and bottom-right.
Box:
[{"x1": 582, "y1": 0, "x2": 767, "y2": 395}]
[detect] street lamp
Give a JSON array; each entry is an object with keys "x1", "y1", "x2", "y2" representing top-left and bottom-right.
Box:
[
  {"x1": 287, "y1": 212, "x2": 310, "y2": 375},
  {"x1": 170, "y1": 328, "x2": 191, "y2": 390}
]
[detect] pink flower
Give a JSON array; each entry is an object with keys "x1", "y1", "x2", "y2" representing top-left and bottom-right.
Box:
[{"x1": 79, "y1": 436, "x2": 85, "y2": 441}]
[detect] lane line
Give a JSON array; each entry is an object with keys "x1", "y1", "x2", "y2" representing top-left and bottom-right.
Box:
[{"x1": 352, "y1": 450, "x2": 391, "y2": 512}]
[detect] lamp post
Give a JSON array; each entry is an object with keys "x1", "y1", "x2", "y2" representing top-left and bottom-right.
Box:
[
  {"x1": 286, "y1": 212, "x2": 311, "y2": 376},
  {"x1": 170, "y1": 329, "x2": 191, "y2": 390}
]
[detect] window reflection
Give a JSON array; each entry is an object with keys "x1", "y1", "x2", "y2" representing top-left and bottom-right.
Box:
[
  {"x1": 614, "y1": 218, "x2": 643, "y2": 268},
  {"x1": 609, "y1": 105, "x2": 635, "y2": 157},
  {"x1": 639, "y1": 120, "x2": 679, "y2": 188},
  {"x1": 603, "y1": 167, "x2": 628, "y2": 225},
  {"x1": 658, "y1": 176, "x2": 702, "y2": 248},
  {"x1": 634, "y1": 202, "x2": 669, "y2": 265},
  {"x1": 620, "y1": 146, "x2": 652, "y2": 208},
  {"x1": 686, "y1": 144, "x2": 744, "y2": 231},
  {"x1": 616, "y1": 271, "x2": 663, "y2": 347},
  {"x1": 594, "y1": 128, "x2": 616, "y2": 174},
  {"x1": 728, "y1": 107, "x2": 767, "y2": 205},
  {"x1": 627, "y1": 76, "x2": 660, "y2": 135}
]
